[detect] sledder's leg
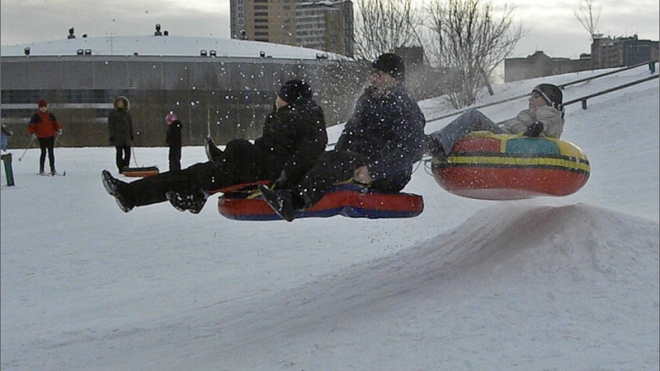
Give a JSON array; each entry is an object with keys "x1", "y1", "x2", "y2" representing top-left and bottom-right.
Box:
[
  {"x1": 292, "y1": 151, "x2": 367, "y2": 208},
  {"x1": 427, "y1": 109, "x2": 504, "y2": 158}
]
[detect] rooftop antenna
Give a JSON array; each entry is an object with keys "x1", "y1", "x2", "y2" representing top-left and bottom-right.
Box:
[{"x1": 107, "y1": 32, "x2": 115, "y2": 55}]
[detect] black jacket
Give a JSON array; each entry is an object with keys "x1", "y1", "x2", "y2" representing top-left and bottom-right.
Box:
[
  {"x1": 166, "y1": 120, "x2": 183, "y2": 148},
  {"x1": 108, "y1": 96, "x2": 134, "y2": 147},
  {"x1": 255, "y1": 97, "x2": 328, "y2": 185},
  {"x1": 336, "y1": 84, "x2": 426, "y2": 189}
]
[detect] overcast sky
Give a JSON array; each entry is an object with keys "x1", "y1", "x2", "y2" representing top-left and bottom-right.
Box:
[{"x1": 1, "y1": 0, "x2": 658, "y2": 59}]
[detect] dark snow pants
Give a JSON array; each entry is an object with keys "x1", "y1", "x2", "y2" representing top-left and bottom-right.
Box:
[
  {"x1": 115, "y1": 145, "x2": 131, "y2": 173},
  {"x1": 38, "y1": 136, "x2": 55, "y2": 172},
  {"x1": 123, "y1": 139, "x2": 283, "y2": 207},
  {"x1": 168, "y1": 145, "x2": 181, "y2": 172},
  {"x1": 292, "y1": 150, "x2": 408, "y2": 208}
]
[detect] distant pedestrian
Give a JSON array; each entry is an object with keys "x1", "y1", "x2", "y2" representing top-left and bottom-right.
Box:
[
  {"x1": 1, "y1": 124, "x2": 13, "y2": 152},
  {"x1": 165, "y1": 111, "x2": 182, "y2": 172},
  {"x1": 28, "y1": 99, "x2": 63, "y2": 175},
  {"x1": 108, "y1": 96, "x2": 134, "y2": 174}
]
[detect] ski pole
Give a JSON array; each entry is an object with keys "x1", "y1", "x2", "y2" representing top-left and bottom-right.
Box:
[{"x1": 18, "y1": 136, "x2": 36, "y2": 161}]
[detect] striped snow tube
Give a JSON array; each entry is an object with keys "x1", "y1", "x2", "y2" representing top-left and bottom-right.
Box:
[{"x1": 431, "y1": 131, "x2": 590, "y2": 200}]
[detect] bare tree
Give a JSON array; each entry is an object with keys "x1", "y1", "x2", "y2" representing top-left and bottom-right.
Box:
[
  {"x1": 424, "y1": 0, "x2": 525, "y2": 108},
  {"x1": 574, "y1": 0, "x2": 601, "y2": 42},
  {"x1": 353, "y1": 0, "x2": 424, "y2": 61}
]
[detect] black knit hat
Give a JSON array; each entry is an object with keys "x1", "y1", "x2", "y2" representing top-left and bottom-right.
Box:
[
  {"x1": 533, "y1": 84, "x2": 563, "y2": 108},
  {"x1": 278, "y1": 80, "x2": 313, "y2": 103},
  {"x1": 533, "y1": 83, "x2": 565, "y2": 118},
  {"x1": 371, "y1": 53, "x2": 405, "y2": 81}
]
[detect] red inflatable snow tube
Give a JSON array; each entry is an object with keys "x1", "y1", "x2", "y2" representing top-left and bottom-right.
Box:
[
  {"x1": 216, "y1": 183, "x2": 424, "y2": 221},
  {"x1": 430, "y1": 132, "x2": 590, "y2": 200}
]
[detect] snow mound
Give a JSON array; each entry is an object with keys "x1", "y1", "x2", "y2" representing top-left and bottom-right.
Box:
[{"x1": 193, "y1": 203, "x2": 658, "y2": 370}]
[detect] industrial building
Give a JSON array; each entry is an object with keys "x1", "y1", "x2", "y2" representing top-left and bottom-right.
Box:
[{"x1": 0, "y1": 29, "x2": 363, "y2": 148}]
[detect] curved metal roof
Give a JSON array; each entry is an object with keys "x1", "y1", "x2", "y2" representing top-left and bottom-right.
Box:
[{"x1": 1, "y1": 35, "x2": 347, "y2": 60}]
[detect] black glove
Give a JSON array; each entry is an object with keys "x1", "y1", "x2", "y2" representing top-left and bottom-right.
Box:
[{"x1": 523, "y1": 122, "x2": 543, "y2": 137}]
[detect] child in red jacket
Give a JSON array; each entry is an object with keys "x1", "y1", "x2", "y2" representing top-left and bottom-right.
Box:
[{"x1": 28, "y1": 99, "x2": 63, "y2": 175}]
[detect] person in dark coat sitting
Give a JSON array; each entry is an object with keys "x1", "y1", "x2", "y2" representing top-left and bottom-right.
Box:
[
  {"x1": 260, "y1": 53, "x2": 426, "y2": 221},
  {"x1": 101, "y1": 80, "x2": 328, "y2": 214}
]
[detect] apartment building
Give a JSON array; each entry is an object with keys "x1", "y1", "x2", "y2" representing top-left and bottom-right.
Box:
[
  {"x1": 230, "y1": 0, "x2": 297, "y2": 44},
  {"x1": 230, "y1": 0, "x2": 354, "y2": 57},
  {"x1": 296, "y1": 1, "x2": 354, "y2": 57},
  {"x1": 505, "y1": 34, "x2": 658, "y2": 82},
  {"x1": 591, "y1": 34, "x2": 659, "y2": 69}
]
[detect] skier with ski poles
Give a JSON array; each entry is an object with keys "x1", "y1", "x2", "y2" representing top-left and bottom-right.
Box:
[{"x1": 27, "y1": 99, "x2": 63, "y2": 175}]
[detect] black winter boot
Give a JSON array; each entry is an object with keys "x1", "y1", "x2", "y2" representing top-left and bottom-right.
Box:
[
  {"x1": 425, "y1": 135, "x2": 447, "y2": 161},
  {"x1": 102, "y1": 170, "x2": 120, "y2": 196},
  {"x1": 205, "y1": 136, "x2": 223, "y2": 163},
  {"x1": 258, "y1": 185, "x2": 298, "y2": 222},
  {"x1": 101, "y1": 170, "x2": 133, "y2": 212},
  {"x1": 166, "y1": 188, "x2": 208, "y2": 214}
]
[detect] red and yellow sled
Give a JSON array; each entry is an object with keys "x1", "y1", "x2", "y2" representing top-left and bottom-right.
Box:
[
  {"x1": 122, "y1": 166, "x2": 159, "y2": 178},
  {"x1": 216, "y1": 183, "x2": 424, "y2": 221},
  {"x1": 430, "y1": 131, "x2": 590, "y2": 200}
]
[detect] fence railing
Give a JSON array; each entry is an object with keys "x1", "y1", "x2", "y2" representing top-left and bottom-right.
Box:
[
  {"x1": 564, "y1": 74, "x2": 658, "y2": 109},
  {"x1": 425, "y1": 60, "x2": 659, "y2": 123}
]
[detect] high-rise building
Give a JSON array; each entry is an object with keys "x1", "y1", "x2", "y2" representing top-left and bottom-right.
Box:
[
  {"x1": 230, "y1": 0, "x2": 354, "y2": 57},
  {"x1": 296, "y1": 1, "x2": 354, "y2": 57},
  {"x1": 230, "y1": 0, "x2": 297, "y2": 44}
]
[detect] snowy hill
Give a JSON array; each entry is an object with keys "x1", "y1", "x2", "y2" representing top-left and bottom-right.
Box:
[{"x1": 1, "y1": 64, "x2": 658, "y2": 370}]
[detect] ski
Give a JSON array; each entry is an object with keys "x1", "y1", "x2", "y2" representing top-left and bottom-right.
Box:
[{"x1": 37, "y1": 171, "x2": 66, "y2": 177}]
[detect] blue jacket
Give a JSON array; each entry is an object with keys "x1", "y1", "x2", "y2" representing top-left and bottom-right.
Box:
[{"x1": 336, "y1": 84, "x2": 426, "y2": 190}]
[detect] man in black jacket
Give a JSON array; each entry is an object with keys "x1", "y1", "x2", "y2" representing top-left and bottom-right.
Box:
[
  {"x1": 101, "y1": 80, "x2": 328, "y2": 214},
  {"x1": 260, "y1": 53, "x2": 426, "y2": 221}
]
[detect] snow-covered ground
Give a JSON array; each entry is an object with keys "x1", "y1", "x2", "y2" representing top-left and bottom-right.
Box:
[{"x1": 1, "y1": 65, "x2": 658, "y2": 371}]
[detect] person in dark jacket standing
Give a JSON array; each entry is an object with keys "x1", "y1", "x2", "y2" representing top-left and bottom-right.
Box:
[
  {"x1": 259, "y1": 53, "x2": 426, "y2": 221},
  {"x1": 101, "y1": 80, "x2": 328, "y2": 214},
  {"x1": 108, "y1": 96, "x2": 134, "y2": 174},
  {"x1": 165, "y1": 111, "x2": 182, "y2": 172},
  {"x1": 28, "y1": 99, "x2": 63, "y2": 175}
]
